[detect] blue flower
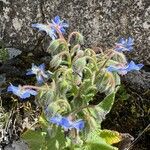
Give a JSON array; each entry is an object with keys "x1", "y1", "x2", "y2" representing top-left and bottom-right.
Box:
[
  {"x1": 32, "y1": 23, "x2": 57, "y2": 40},
  {"x1": 51, "y1": 16, "x2": 69, "y2": 34},
  {"x1": 26, "y1": 63, "x2": 48, "y2": 84},
  {"x1": 50, "y1": 115, "x2": 84, "y2": 131},
  {"x1": 115, "y1": 37, "x2": 134, "y2": 52},
  {"x1": 32, "y1": 16, "x2": 68, "y2": 39},
  {"x1": 7, "y1": 84, "x2": 37, "y2": 99},
  {"x1": 107, "y1": 61, "x2": 144, "y2": 75}
]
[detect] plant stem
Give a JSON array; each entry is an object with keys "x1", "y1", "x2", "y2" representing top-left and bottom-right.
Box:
[
  {"x1": 70, "y1": 104, "x2": 94, "y2": 115},
  {"x1": 23, "y1": 85, "x2": 48, "y2": 90},
  {"x1": 126, "y1": 124, "x2": 150, "y2": 150}
]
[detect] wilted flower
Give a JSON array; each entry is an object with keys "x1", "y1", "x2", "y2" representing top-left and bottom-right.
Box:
[
  {"x1": 107, "y1": 61, "x2": 144, "y2": 75},
  {"x1": 50, "y1": 115, "x2": 84, "y2": 131},
  {"x1": 51, "y1": 16, "x2": 69, "y2": 33},
  {"x1": 26, "y1": 63, "x2": 48, "y2": 84},
  {"x1": 32, "y1": 23, "x2": 57, "y2": 40},
  {"x1": 115, "y1": 37, "x2": 134, "y2": 52},
  {"x1": 7, "y1": 84, "x2": 37, "y2": 99}
]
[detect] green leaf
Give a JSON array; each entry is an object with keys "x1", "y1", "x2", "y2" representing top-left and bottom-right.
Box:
[
  {"x1": 99, "y1": 129, "x2": 122, "y2": 145},
  {"x1": 50, "y1": 54, "x2": 62, "y2": 68},
  {"x1": 0, "y1": 47, "x2": 9, "y2": 62},
  {"x1": 46, "y1": 99, "x2": 71, "y2": 117},
  {"x1": 47, "y1": 39, "x2": 68, "y2": 56},
  {"x1": 80, "y1": 79, "x2": 97, "y2": 102},
  {"x1": 21, "y1": 130, "x2": 46, "y2": 150},
  {"x1": 96, "y1": 71, "x2": 117, "y2": 94},
  {"x1": 46, "y1": 127, "x2": 67, "y2": 150},
  {"x1": 83, "y1": 130, "x2": 118, "y2": 150},
  {"x1": 73, "y1": 57, "x2": 87, "y2": 73},
  {"x1": 84, "y1": 92, "x2": 115, "y2": 130},
  {"x1": 47, "y1": 39, "x2": 60, "y2": 53},
  {"x1": 76, "y1": 33, "x2": 84, "y2": 45},
  {"x1": 37, "y1": 88, "x2": 54, "y2": 106},
  {"x1": 97, "y1": 92, "x2": 115, "y2": 114},
  {"x1": 39, "y1": 112, "x2": 49, "y2": 128}
]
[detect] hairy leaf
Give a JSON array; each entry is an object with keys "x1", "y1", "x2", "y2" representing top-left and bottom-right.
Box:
[{"x1": 99, "y1": 129, "x2": 122, "y2": 145}]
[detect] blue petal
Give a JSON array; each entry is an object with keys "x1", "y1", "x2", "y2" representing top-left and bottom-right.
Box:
[
  {"x1": 50, "y1": 115, "x2": 62, "y2": 125},
  {"x1": 119, "y1": 38, "x2": 125, "y2": 44},
  {"x1": 61, "y1": 22, "x2": 69, "y2": 28},
  {"x1": 7, "y1": 84, "x2": 16, "y2": 92},
  {"x1": 107, "y1": 66, "x2": 119, "y2": 72},
  {"x1": 127, "y1": 61, "x2": 144, "y2": 71},
  {"x1": 54, "y1": 16, "x2": 60, "y2": 24},
  {"x1": 20, "y1": 92, "x2": 31, "y2": 99},
  {"x1": 27, "y1": 89, "x2": 38, "y2": 96},
  {"x1": 26, "y1": 70, "x2": 34, "y2": 75},
  {"x1": 36, "y1": 75, "x2": 44, "y2": 84},
  {"x1": 32, "y1": 23, "x2": 48, "y2": 32},
  {"x1": 127, "y1": 37, "x2": 134, "y2": 45},
  {"x1": 39, "y1": 63, "x2": 45, "y2": 71},
  {"x1": 48, "y1": 30, "x2": 57, "y2": 40},
  {"x1": 61, "y1": 117, "x2": 72, "y2": 129},
  {"x1": 32, "y1": 23, "x2": 56, "y2": 40},
  {"x1": 72, "y1": 120, "x2": 84, "y2": 130},
  {"x1": 7, "y1": 84, "x2": 19, "y2": 94},
  {"x1": 115, "y1": 37, "x2": 134, "y2": 52},
  {"x1": 60, "y1": 27, "x2": 66, "y2": 34}
]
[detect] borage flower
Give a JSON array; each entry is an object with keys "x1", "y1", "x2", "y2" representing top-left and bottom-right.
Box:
[
  {"x1": 51, "y1": 16, "x2": 69, "y2": 34},
  {"x1": 26, "y1": 63, "x2": 48, "y2": 84},
  {"x1": 107, "y1": 61, "x2": 144, "y2": 75},
  {"x1": 32, "y1": 16, "x2": 68, "y2": 39},
  {"x1": 50, "y1": 115, "x2": 84, "y2": 131},
  {"x1": 115, "y1": 37, "x2": 134, "y2": 52},
  {"x1": 32, "y1": 23, "x2": 57, "y2": 40},
  {"x1": 7, "y1": 84, "x2": 37, "y2": 99}
]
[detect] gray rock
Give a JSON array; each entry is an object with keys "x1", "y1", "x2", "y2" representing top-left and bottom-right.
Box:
[
  {"x1": 122, "y1": 70, "x2": 150, "y2": 92},
  {"x1": 7, "y1": 48, "x2": 22, "y2": 59},
  {"x1": 0, "y1": 0, "x2": 150, "y2": 65},
  {"x1": 4, "y1": 140, "x2": 28, "y2": 150},
  {"x1": 0, "y1": 73, "x2": 6, "y2": 93}
]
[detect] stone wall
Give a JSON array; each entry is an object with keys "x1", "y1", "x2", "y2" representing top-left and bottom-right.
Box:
[{"x1": 0, "y1": 0, "x2": 150, "y2": 65}]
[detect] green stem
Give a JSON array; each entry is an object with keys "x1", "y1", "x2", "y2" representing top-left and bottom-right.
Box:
[{"x1": 70, "y1": 104, "x2": 94, "y2": 116}]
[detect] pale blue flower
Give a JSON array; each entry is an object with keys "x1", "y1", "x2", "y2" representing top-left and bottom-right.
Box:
[
  {"x1": 51, "y1": 16, "x2": 69, "y2": 33},
  {"x1": 32, "y1": 23, "x2": 57, "y2": 40},
  {"x1": 50, "y1": 115, "x2": 84, "y2": 131},
  {"x1": 32, "y1": 16, "x2": 68, "y2": 39},
  {"x1": 115, "y1": 37, "x2": 134, "y2": 52},
  {"x1": 7, "y1": 84, "x2": 37, "y2": 99},
  {"x1": 107, "y1": 61, "x2": 144, "y2": 75},
  {"x1": 26, "y1": 63, "x2": 48, "y2": 84}
]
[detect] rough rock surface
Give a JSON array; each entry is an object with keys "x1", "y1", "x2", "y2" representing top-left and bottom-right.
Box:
[{"x1": 0, "y1": 0, "x2": 150, "y2": 65}]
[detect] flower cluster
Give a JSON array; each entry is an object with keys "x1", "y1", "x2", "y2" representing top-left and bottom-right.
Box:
[
  {"x1": 7, "y1": 16, "x2": 144, "y2": 140},
  {"x1": 106, "y1": 37, "x2": 143, "y2": 75}
]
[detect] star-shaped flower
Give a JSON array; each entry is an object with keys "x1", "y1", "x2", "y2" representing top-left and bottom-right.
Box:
[
  {"x1": 51, "y1": 16, "x2": 69, "y2": 34},
  {"x1": 32, "y1": 23, "x2": 57, "y2": 40},
  {"x1": 32, "y1": 16, "x2": 68, "y2": 39},
  {"x1": 26, "y1": 63, "x2": 48, "y2": 84},
  {"x1": 115, "y1": 37, "x2": 134, "y2": 52},
  {"x1": 7, "y1": 84, "x2": 37, "y2": 99},
  {"x1": 107, "y1": 61, "x2": 144, "y2": 75},
  {"x1": 50, "y1": 115, "x2": 84, "y2": 131}
]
